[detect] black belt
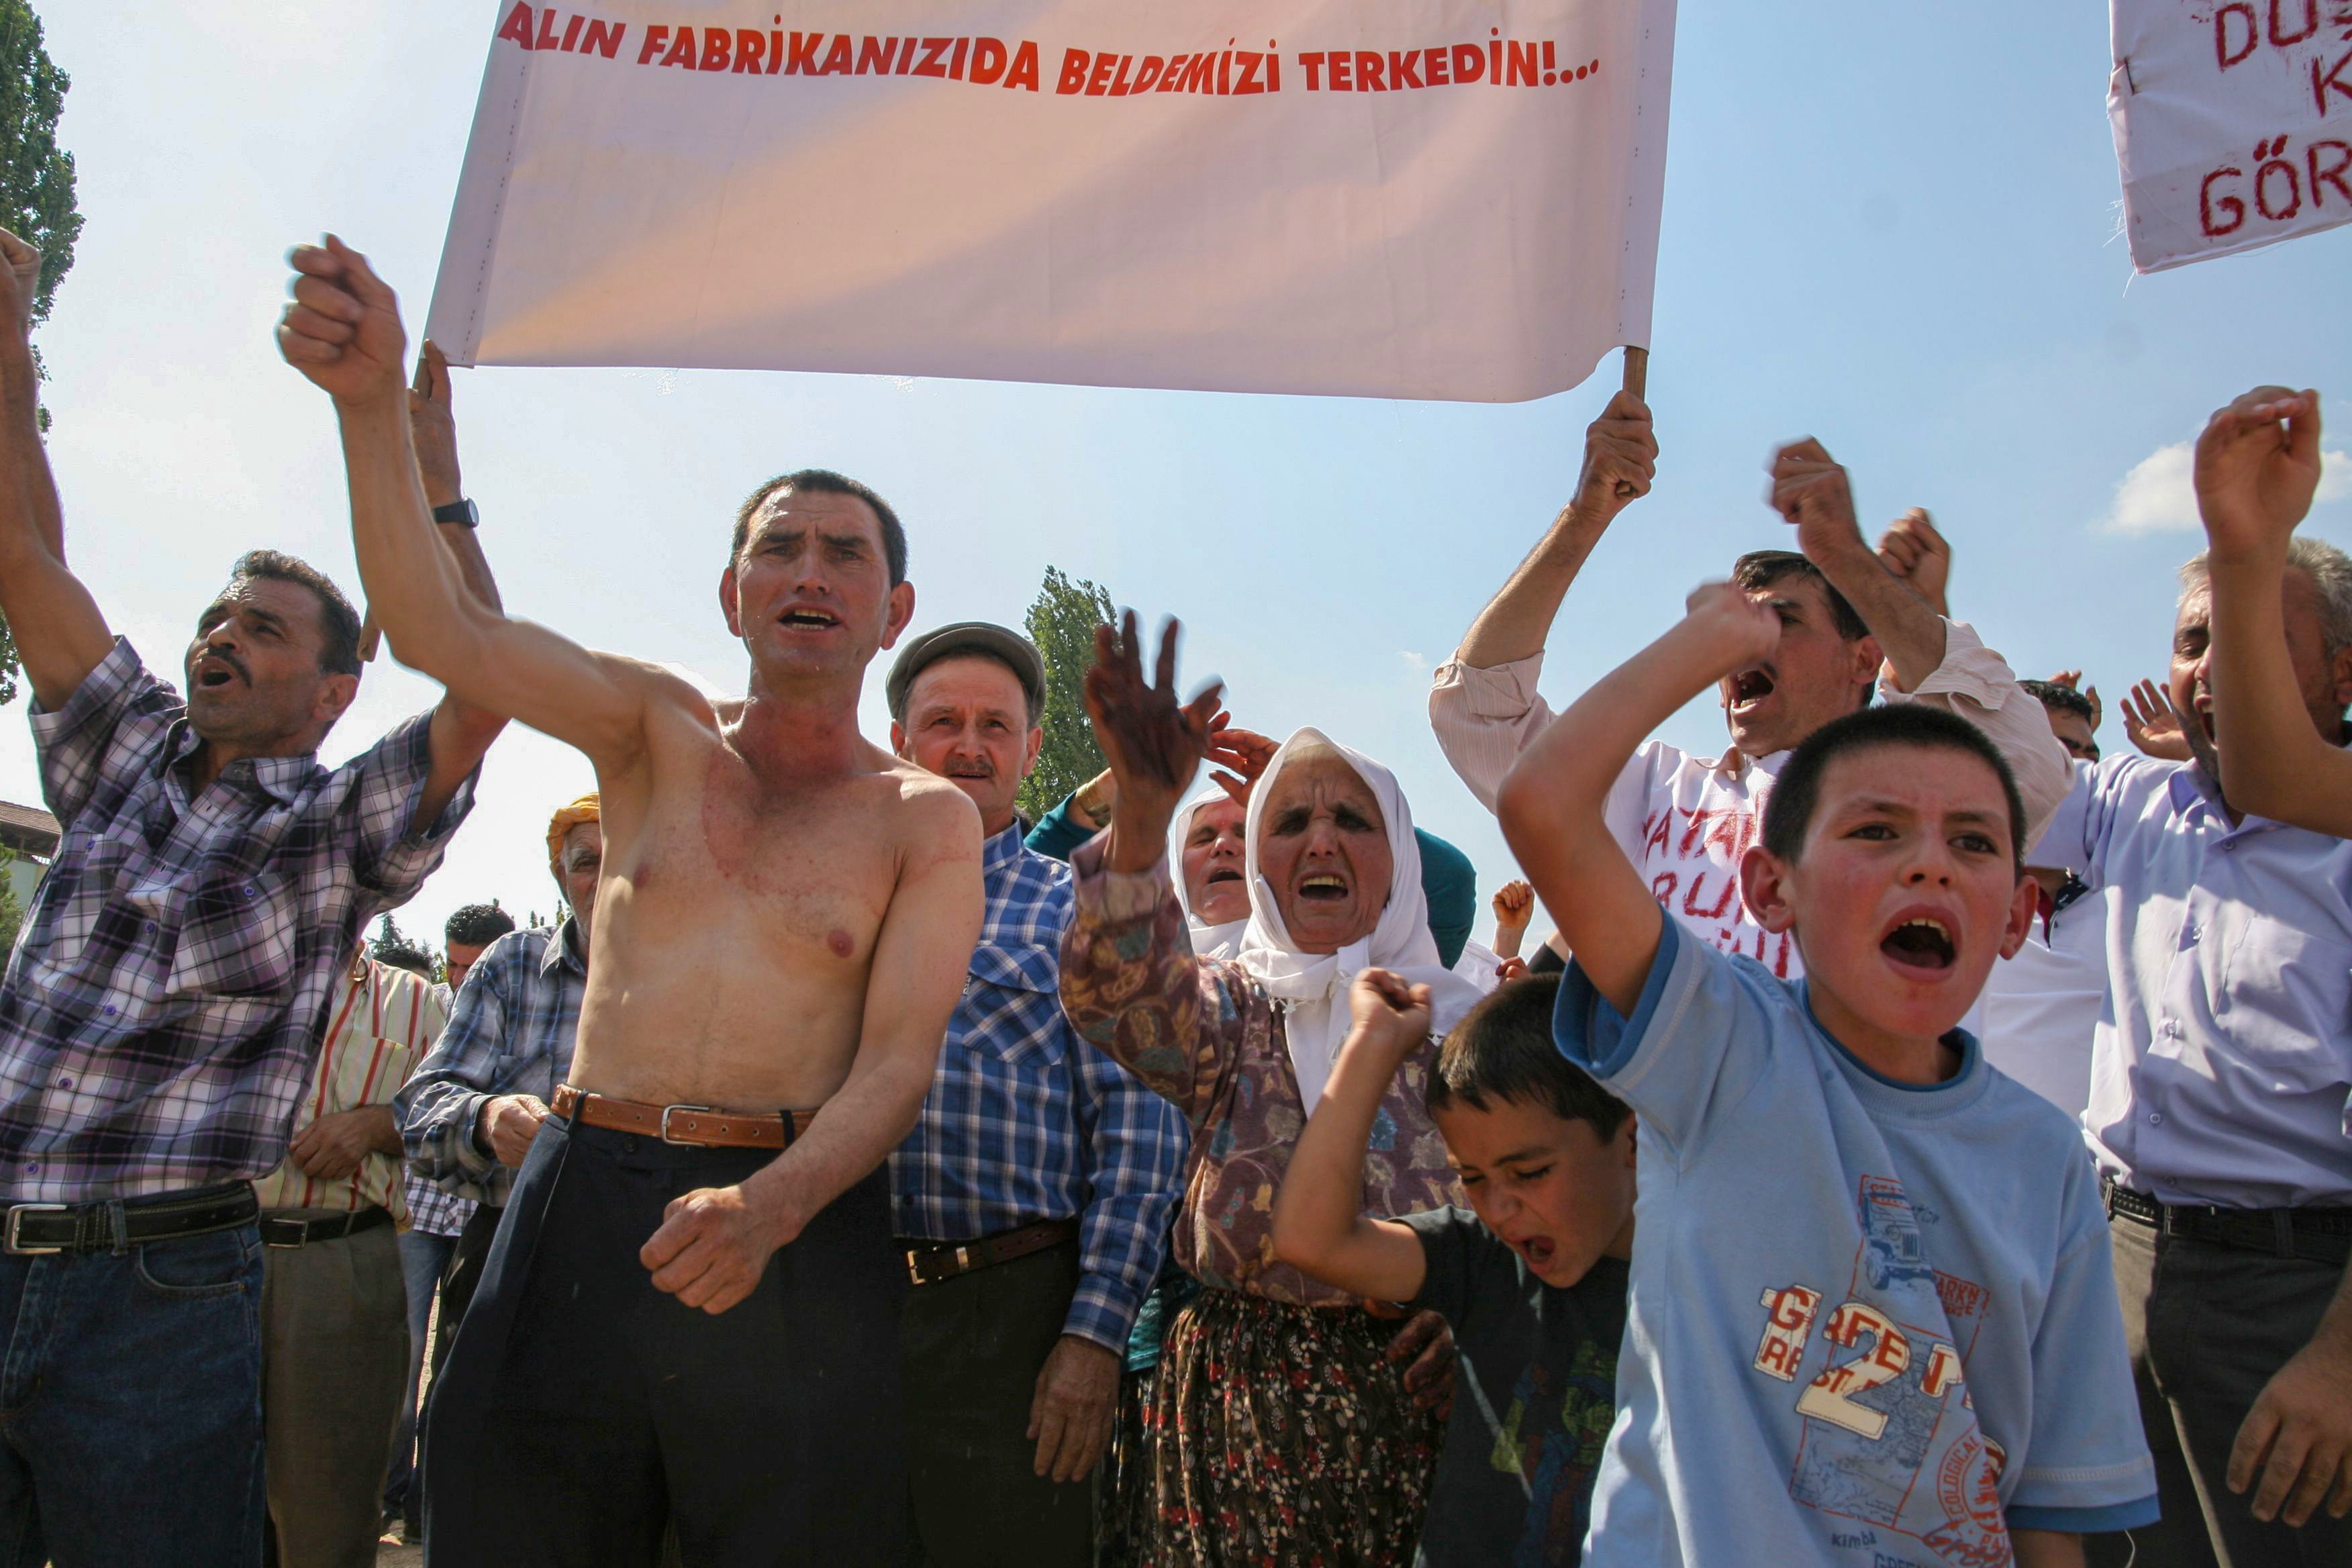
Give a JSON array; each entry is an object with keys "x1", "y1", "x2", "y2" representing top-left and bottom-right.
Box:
[
  {"x1": 3, "y1": 1181, "x2": 258, "y2": 1257},
  {"x1": 901, "y1": 1217, "x2": 1079, "y2": 1287},
  {"x1": 2104, "y1": 1178, "x2": 2352, "y2": 1260},
  {"x1": 259, "y1": 1204, "x2": 394, "y2": 1250}
]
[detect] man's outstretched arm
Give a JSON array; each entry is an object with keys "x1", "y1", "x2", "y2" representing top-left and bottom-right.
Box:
[
  {"x1": 640, "y1": 781, "x2": 985, "y2": 1314},
  {"x1": 277, "y1": 237, "x2": 648, "y2": 767},
  {"x1": 0, "y1": 228, "x2": 112, "y2": 711},
  {"x1": 1432, "y1": 393, "x2": 1656, "y2": 808},
  {"x1": 1454, "y1": 391, "x2": 1657, "y2": 669},
  {"x1": 2196, "y1": 386, "x2": 2352, "y2": 834}
]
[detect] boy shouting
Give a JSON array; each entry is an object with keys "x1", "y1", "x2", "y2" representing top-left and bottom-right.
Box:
[
  {"x1": 1494, "y1": 453, "x2": 2158, "y2": 1567},
  {"x1": 1273, "y1": 973, "x2": 1635, "y2": 1566}
]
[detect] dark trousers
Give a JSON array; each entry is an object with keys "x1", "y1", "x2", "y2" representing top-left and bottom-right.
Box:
[
  {"x1": 0, "y1": 1220, "x2": 265, "y2": 1567},
  {"x1": 430, "y1": 1197, "x2": 505, "y2": 1385},
  {"x1": 2110, "y1": 1211, "x2": 2352, "y2": 1567},
  {"x1": 424, "y1": 1114, "x2": 910, "y2": 1567},
  {"x1": 901, "y1": 1237, "x2": 1092, "y2": 1568}
]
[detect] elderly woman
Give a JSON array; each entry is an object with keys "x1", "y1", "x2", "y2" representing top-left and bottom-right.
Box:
[{"x1": 1060, "y1": 616, "x2": 1483, "y2": 1564}]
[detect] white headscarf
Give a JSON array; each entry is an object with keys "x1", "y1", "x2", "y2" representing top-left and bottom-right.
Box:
[
  {"x1": 1169, "y1": 785, "x2": 1248, "y2": 962},
  {"x1": 1234, "y1": 728, "x2": 1485, "y2": 1113}
]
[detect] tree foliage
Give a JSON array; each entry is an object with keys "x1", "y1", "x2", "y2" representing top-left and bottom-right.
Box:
[
  {"x1": 0, "y1": 3, "x2": 79, "y2": 709},
  {"x1": 1015, "y1": 567, "x2": 1113, "y2": 824}
]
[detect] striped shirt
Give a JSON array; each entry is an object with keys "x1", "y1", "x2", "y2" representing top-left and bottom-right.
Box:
[
  {"x1": 889, "y1": 822, "x2": 1187, "y2": 1353},
  {"x1": 253, "y1": 957, "x2": 448, "y2": 1218},
  {"x1": 0, "y1": 639, "x2": 475, "y2": 1202}
]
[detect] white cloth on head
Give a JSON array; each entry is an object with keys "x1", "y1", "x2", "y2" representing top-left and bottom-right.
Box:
[
  {"x1": 1234, "y1": 728, "x2": 1485, "y2": 1113},
  {"x1": 1169, "y1": 785, "x2": 1246, "y2": 961}
]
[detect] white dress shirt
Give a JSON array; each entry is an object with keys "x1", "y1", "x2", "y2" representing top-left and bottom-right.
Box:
[
  {"x1": 2032, "y1": 755, "x2": 2352, "y2": 1210},
  {"x1": 1979, "y1": 889, "x2": 2107, "y2": 1122}
]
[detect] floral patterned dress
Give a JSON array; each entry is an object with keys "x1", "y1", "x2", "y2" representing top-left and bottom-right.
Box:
[{"x1": 1061, "y1": 839, "x2": 1459, "y2": 1565}]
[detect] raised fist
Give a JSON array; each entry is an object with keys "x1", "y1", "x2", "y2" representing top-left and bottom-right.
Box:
[
  {"x1": 1876, "y1": 508, "x2": 1951, "y2": 618},
  {"x1": 1684, "y1": 579, "x2": 1782, "y2": 677},
  {"x1": 1769, "y1": 438, "x2": 1863, "y2": 565},
  {"x1": 277, "y1": 236, "x2": 409, "y2": 409},
  {"x1": 1572, "y1": 391, "x2": 1659, "y2": 524}
]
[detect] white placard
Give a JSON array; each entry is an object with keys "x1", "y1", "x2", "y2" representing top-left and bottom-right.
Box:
[
  {"x1": 2110, "y1": 0, "x2": 2352, "y2": 271},
  {"x1": 424, "y1": 1, "x2": 1677, "y2": 402}
]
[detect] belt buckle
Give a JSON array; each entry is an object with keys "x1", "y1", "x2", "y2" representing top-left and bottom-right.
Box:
[
  {"x1": 264, "y1": 1216, "x2": 307, "y2": 1250},
  {"x1": 4, "y1": 1202, "x2": 68, "y2": 1256},
  {"x1": 659, "y1": 1104, "x2": 715, "y2": 1146}
]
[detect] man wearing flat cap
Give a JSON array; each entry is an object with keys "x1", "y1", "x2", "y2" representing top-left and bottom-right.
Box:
[
  {"x1": 395, "y1": 793, "x2": 601, "y2": 1359},
  {"x1": 887, "y1": 624, "x2": 1187, "y2": 1565}
]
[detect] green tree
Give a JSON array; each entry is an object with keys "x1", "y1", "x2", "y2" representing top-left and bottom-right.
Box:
[
  {"x1": 1015, "y1": 567, "x2": 1113, "y2": 824},
  {"x1": 0, "y1": 2, "x2": 82, "y2": 709},
  {"x1": 0, "y1": 845, "x2": 23, "y2": 960}
]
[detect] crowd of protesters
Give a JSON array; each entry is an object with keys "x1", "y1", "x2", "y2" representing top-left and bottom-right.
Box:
[{"x1": 0, "y1": 215, "x2": 2335, "y2": 1568}]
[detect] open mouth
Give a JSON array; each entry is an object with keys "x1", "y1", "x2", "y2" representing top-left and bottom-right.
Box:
[
  {"x1": 1511, "y1": 1235, "x2": 1557, "y2": 1270},
  {"x1": 193, "y1": 656, "x2": 245, "y2": 691},
  {"x1": 1879, "y1": 915, "x2": 1957, "y2": 973},
  {"x1": 1206, "y1": 868, "x2": 1244, "y2": 886},
  {"x1": 1297, "y1": 873, "x2": 1350, "y2": 903},
  {"x1": 946, "y1": 764, "x2": 993, "y2": 781},
  {"x1": 1729, "y1": 667, "x2": 1775, "y2": 712},
  {"x1": 778, "y1": 608, "x2": 838, "y2": 630}
]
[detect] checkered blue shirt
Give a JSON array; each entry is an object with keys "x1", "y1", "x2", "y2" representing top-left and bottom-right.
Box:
[
  {"x1": 890, "y1": 822, "x2": 1186, "y2": 1353},
  {"x1": 0, "y1": 640, "x2": 475, "y2": 1202},
  {"x1": 395, "y1": 922, "x2": 585, "y2": 1207}
]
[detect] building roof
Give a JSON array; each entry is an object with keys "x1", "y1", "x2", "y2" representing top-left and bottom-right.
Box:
[{"x1": 0, "y1": 800, "x2": 60, "y2": 860}]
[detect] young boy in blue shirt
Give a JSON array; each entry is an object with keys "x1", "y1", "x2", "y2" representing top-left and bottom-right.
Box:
[
  {"x1": 1494, "y1": 542, "x2": 2159, "y2": 1565},
  {"x1": 1273, "y1": 973, "x2": 1636, "y2": 1567}
]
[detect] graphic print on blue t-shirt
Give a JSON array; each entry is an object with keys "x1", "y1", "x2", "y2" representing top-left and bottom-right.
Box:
[
  {"x1": 1493, "y1": 1338, "x2": 1616, "y2": 1566},
  {"x1": 1748, "y1": 1173, "x2": 2007, "y2": 1567}
]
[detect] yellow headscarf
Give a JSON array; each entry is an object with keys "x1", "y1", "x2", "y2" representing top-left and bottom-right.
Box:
[{"x1": 546, "y1": 793, "x2": 601, "y2": 873}]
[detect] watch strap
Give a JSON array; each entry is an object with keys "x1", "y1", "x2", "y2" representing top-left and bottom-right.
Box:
[{"x1": 432, "y1": 499, "x2": 480, "y2": 528}]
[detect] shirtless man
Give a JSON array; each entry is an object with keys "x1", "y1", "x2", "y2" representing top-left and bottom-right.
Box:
[{"x1": 277, "y1": 236, "x2": 984, "y2": 1567}]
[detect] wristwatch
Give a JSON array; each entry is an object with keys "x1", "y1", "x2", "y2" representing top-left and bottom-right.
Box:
[{"x1": 432, "y1": 499, "x2": 480, "y2": 528}]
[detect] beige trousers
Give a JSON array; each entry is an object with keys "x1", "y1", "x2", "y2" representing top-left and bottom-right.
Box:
[{"x1": 260, "y1": 1212, "x2": 409, "y2": 1568}]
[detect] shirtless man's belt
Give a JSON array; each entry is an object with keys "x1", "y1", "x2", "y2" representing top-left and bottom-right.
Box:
[{"x1": 551, "y1": 1085, "x2": 817, "y2": 1148}]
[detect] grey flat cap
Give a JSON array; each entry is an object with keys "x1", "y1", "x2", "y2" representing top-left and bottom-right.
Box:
[{"x1": 887, "y1": 622, "x2": 1046, "y2": 721}]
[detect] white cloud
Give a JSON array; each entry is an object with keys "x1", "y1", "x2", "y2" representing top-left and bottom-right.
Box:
[
  {"x1": 2100, "y1": 441, "x2": 2352, "y2": 534},
  {"x1": 1399, "y1": 650, "x2": 1428, "y2": 673}
]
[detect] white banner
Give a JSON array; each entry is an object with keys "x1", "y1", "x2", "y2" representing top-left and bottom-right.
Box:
[
  {"x1": 424, "y1": 1, "x2": 1676, "y2": 402},
  {"x1": 2109, "y1": 0, "x2": 2352, "y2": 271}
]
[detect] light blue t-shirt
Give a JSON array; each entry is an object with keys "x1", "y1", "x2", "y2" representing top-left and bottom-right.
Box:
[{"x1": 1557, "y1": 918, "x2": 2157, "y2": 1568}]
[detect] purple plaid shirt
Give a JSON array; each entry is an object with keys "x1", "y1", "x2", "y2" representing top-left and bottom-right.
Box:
[{"x1": 0, "y1": 640, "x2": 477, "y2": 1202}]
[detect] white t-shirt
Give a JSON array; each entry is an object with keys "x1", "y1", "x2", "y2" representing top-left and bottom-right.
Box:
[{"x1": 1977, "y1": 891, "x2": 2106, "y2": 1122}]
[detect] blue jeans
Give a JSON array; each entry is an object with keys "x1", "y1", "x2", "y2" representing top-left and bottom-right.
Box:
[
  {"x1": 381, "y1": 1226, "x2": 458, "y2": 1522},
  {"x1": 0, "y1": 1222, "x2": 265, "y2": 1568}
]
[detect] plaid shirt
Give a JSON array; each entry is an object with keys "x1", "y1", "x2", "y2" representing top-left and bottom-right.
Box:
[
  {"x1": 0, "y1": 640, "x2": 475, "y2": 1203},
  {"x1": 394, "y1": 921, "x2": 586, "y2": 1207},
  {"x1": 889, "y1": 823, "x2": 1187, "y2": 1353}
]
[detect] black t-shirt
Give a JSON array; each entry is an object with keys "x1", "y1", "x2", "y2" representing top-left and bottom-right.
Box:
[{"x1": 1404, "y1": 1207, "x2": 1630, "y2": 1568}]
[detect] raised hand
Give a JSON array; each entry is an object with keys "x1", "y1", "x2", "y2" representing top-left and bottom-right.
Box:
[
  {"x1": 1683, "y1": 579, "x2": 1783, "y2": 677},
  {"x1": 1204, "y1": 723, "x2": 1278, "y2": 806},
  {"x1": 1083, "y1": 611, "x2": 1222, "y2": 869},
  {"x1": 1573, "y1": 391, "x2": 1658, "y2": 522},
  {"x1": 2120, "y1": 679, "x2": 2192, "y2": 763},
  {"x1": 2047, "y1": 670, "x2": 2102, "y2": 732},
  {"x1": 2195, "y1": 386, "x2": 2324, "y2": 560},
  {"x1": 1346, "y1": 968, "x2": 1434, "y2": 1064},
  {"x1": 409, "y1": 339, "x2": 464, "y2": 507},
  {"x1": 1491, "y1": 878, "x2": 1534, "y2": 929},
  {"x1": 1768, "y1": 438, "x2": 1865, "y2": 565},
  {"x1": 1875, "y1": 508, "x2": 1951, "y2": 618},
  {"x1": 277, "y1": 235, "x2": 409, "y2": 409}
]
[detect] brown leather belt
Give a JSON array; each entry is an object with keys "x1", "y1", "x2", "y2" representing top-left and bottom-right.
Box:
[
  {"x1": 552, "y1": 1085, "x2": 816, "y2": 1149},
  {"x1": 901, "y1": 1216, "x2": 1079, "y2": 1287}
]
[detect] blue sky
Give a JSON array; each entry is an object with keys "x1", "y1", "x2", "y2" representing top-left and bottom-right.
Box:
[{"x1": 12, "y1": 3, "x2": 2349, "y2": 947}]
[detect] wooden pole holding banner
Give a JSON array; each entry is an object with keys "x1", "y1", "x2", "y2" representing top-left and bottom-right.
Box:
[
  {"x1": 353, "y1": 349, "x2": 436, "y2": 665},
  {"x1": 1614, "y1": 346, "x2": 1649, "y2": 499}
]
